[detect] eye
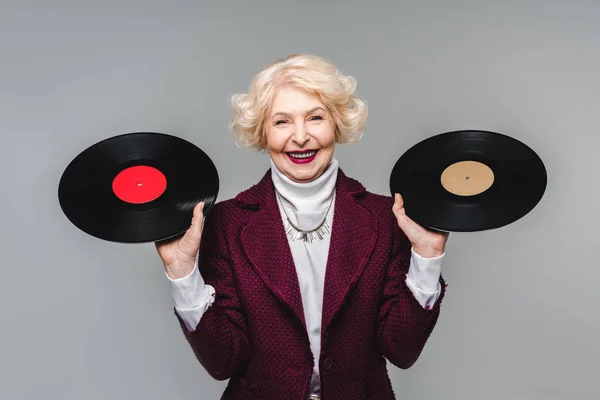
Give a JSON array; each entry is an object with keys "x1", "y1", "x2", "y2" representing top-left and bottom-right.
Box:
[
  {"x1": 274, "y1": 120, "x2": 288, "y2": 125},
  {"x1": 309, "y1": 115, "x2": 324, "y2": 121}
]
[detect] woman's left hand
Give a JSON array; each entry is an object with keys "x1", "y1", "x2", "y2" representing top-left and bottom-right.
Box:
[{"x1": 392, "y1": 193, "x2": 449, "y2": 258}]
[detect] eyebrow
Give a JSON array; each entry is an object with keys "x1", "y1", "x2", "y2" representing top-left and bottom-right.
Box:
[{"x1": 270, "y1": 106, "x2": 327, "y2": 118}]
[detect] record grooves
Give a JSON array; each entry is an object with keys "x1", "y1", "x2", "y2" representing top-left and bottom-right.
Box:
[
  {"x1": 58, "y1": 132, "x2": 219, "y2": 243},
  {"x1": 389, "y1": 130, "x2": 547, "y2": 232}
]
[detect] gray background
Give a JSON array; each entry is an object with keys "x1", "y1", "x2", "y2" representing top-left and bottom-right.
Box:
[{"x1": 1, "y1": 0, "x2": 598, "y2": 399}]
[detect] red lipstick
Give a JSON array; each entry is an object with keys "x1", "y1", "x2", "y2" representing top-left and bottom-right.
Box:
[{"x1": 287, "y1": 149, "x2": 318, "y2": 164}]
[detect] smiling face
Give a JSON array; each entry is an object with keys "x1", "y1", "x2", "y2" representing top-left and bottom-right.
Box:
[{"x1": 264, "y1": 86, "x2": 336, "y2": 183}]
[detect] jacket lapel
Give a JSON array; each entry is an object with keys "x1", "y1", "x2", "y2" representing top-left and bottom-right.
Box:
[
  {"x1": 236, "y1": 169, "x2": 378, "y2": 335},
  {"x1": 238, "y1": 171, "x2": 307, "y2": 330},
  {"x1": 321, "y1": 170, "x2": 378, "y2": 333}
]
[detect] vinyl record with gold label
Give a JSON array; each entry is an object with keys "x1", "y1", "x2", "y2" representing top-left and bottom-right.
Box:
[
  {"x1": 58, "y1": 132, "x2": 219, "y2": 243},
  {"x1": 389, "y1": 130, "x2": 547, "y2": 232}
]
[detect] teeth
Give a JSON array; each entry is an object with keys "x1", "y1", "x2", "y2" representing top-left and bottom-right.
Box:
[{"x1": 289, "y1": 150, "x2": 316, "y2": 159}]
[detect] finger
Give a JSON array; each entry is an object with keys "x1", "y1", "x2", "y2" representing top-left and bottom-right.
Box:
[
  {"x1": 394, "y1": 193, "x2": 403, "y2": 207},
  {"x1": 392, "y1": 193, "x2": 405, "y2": 216},
  {"x1": 190, "y1": 202, "x2": 205, "y2": 238},
  {"x1": 392, "y1": 194, "x2": 420, "y2": 232},
  {"x1": 179, "y1": 202, "x2": 204, "y2": 257},
  {"x1": 193, "y1": 201, "x2": 205, "y2": 216}
]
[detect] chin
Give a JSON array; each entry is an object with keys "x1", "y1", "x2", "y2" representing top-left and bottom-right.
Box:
[
  {"x1": 290, "y1": 172, "x2": 319, "y2": 183},
  {"x1": 286, "y1": 164, "x2": 327, "y2": 183}
]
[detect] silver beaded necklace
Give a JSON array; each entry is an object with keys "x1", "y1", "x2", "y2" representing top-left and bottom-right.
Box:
[{"x1": 276, "y1": 191, "x2": 334, "y2": 243}]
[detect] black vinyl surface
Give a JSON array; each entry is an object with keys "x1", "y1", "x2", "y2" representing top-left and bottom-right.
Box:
[
  {"x1": 390, "y1": 130, "x2": 547, "y2": 232},
  {"x1": 58, "y1": 132, "x2": 219, "y2": 243}
]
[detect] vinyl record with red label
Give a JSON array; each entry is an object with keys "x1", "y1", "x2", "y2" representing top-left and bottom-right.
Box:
[
  {"x1": 389, "y1": 130, "x2": 547, "y2": 232},
  {"x1": 58, "y1": 132, "x2": 219, "y2": 243}
]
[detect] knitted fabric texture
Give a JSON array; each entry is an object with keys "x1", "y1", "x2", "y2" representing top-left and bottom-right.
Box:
[{"x1": 175, "y1": 168, "x2": 447, "y2": 400}]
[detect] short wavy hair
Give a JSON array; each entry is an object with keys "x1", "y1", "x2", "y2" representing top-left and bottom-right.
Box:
[{"x1": 229, "y1": 54, "x2": 367, "y2": 150}]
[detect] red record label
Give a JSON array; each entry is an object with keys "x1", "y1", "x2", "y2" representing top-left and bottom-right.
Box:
[{"x1": 112, "y1": 165, "x2": 167, "y2": 204}]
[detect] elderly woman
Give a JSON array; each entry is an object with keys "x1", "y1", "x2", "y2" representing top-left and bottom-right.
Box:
[{"x1": 156, "y1": 54, "x2": 448, "y2": 400}]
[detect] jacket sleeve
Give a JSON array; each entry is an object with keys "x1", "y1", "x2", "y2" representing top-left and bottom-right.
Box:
[
  {"x1": 376, "y1": 224, "x2": 447, "y2": 369},
  {"x1": 174, "y1": 204, "x2": 251, "y2": 381}
]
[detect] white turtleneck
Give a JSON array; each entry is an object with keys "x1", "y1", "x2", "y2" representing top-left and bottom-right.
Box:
[
  {"x1": 166, "y1": 158, "x2": 444, "y2": 397},
  {"x1": 271, "y1": 158, "x2": 338, "y2": 396}
]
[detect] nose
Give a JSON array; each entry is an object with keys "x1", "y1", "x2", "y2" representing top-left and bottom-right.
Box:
[{"x1": 292, "y1": 122, "x2": 310, "y2": 146}]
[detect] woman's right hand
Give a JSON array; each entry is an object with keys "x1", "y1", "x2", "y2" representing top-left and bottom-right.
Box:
[{"x1": 155, "y1": 201, "x2": 205, "y2": 280}]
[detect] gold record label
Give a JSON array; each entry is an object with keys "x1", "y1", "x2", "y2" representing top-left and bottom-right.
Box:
[{"x1": 440, "y1": 160, "x2": 494, "y2": 196}]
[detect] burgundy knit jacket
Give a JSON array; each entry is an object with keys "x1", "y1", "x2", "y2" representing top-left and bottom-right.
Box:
[{"x1": 175, "y1": 168, "x2": 447, "y2": 400}]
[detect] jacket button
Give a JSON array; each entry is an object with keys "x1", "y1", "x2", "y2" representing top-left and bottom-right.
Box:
[{"x1": 323, "y1": 357, "x2": 332, "y2": 369}]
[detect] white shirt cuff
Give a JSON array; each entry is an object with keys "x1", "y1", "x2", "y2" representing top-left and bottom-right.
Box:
[
  {"x1": 165, "y1": 260, "x2": 216, "y2": 331},
  {"x1": 406, "y1": 247, "x2": 444, "y2": 293}
]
